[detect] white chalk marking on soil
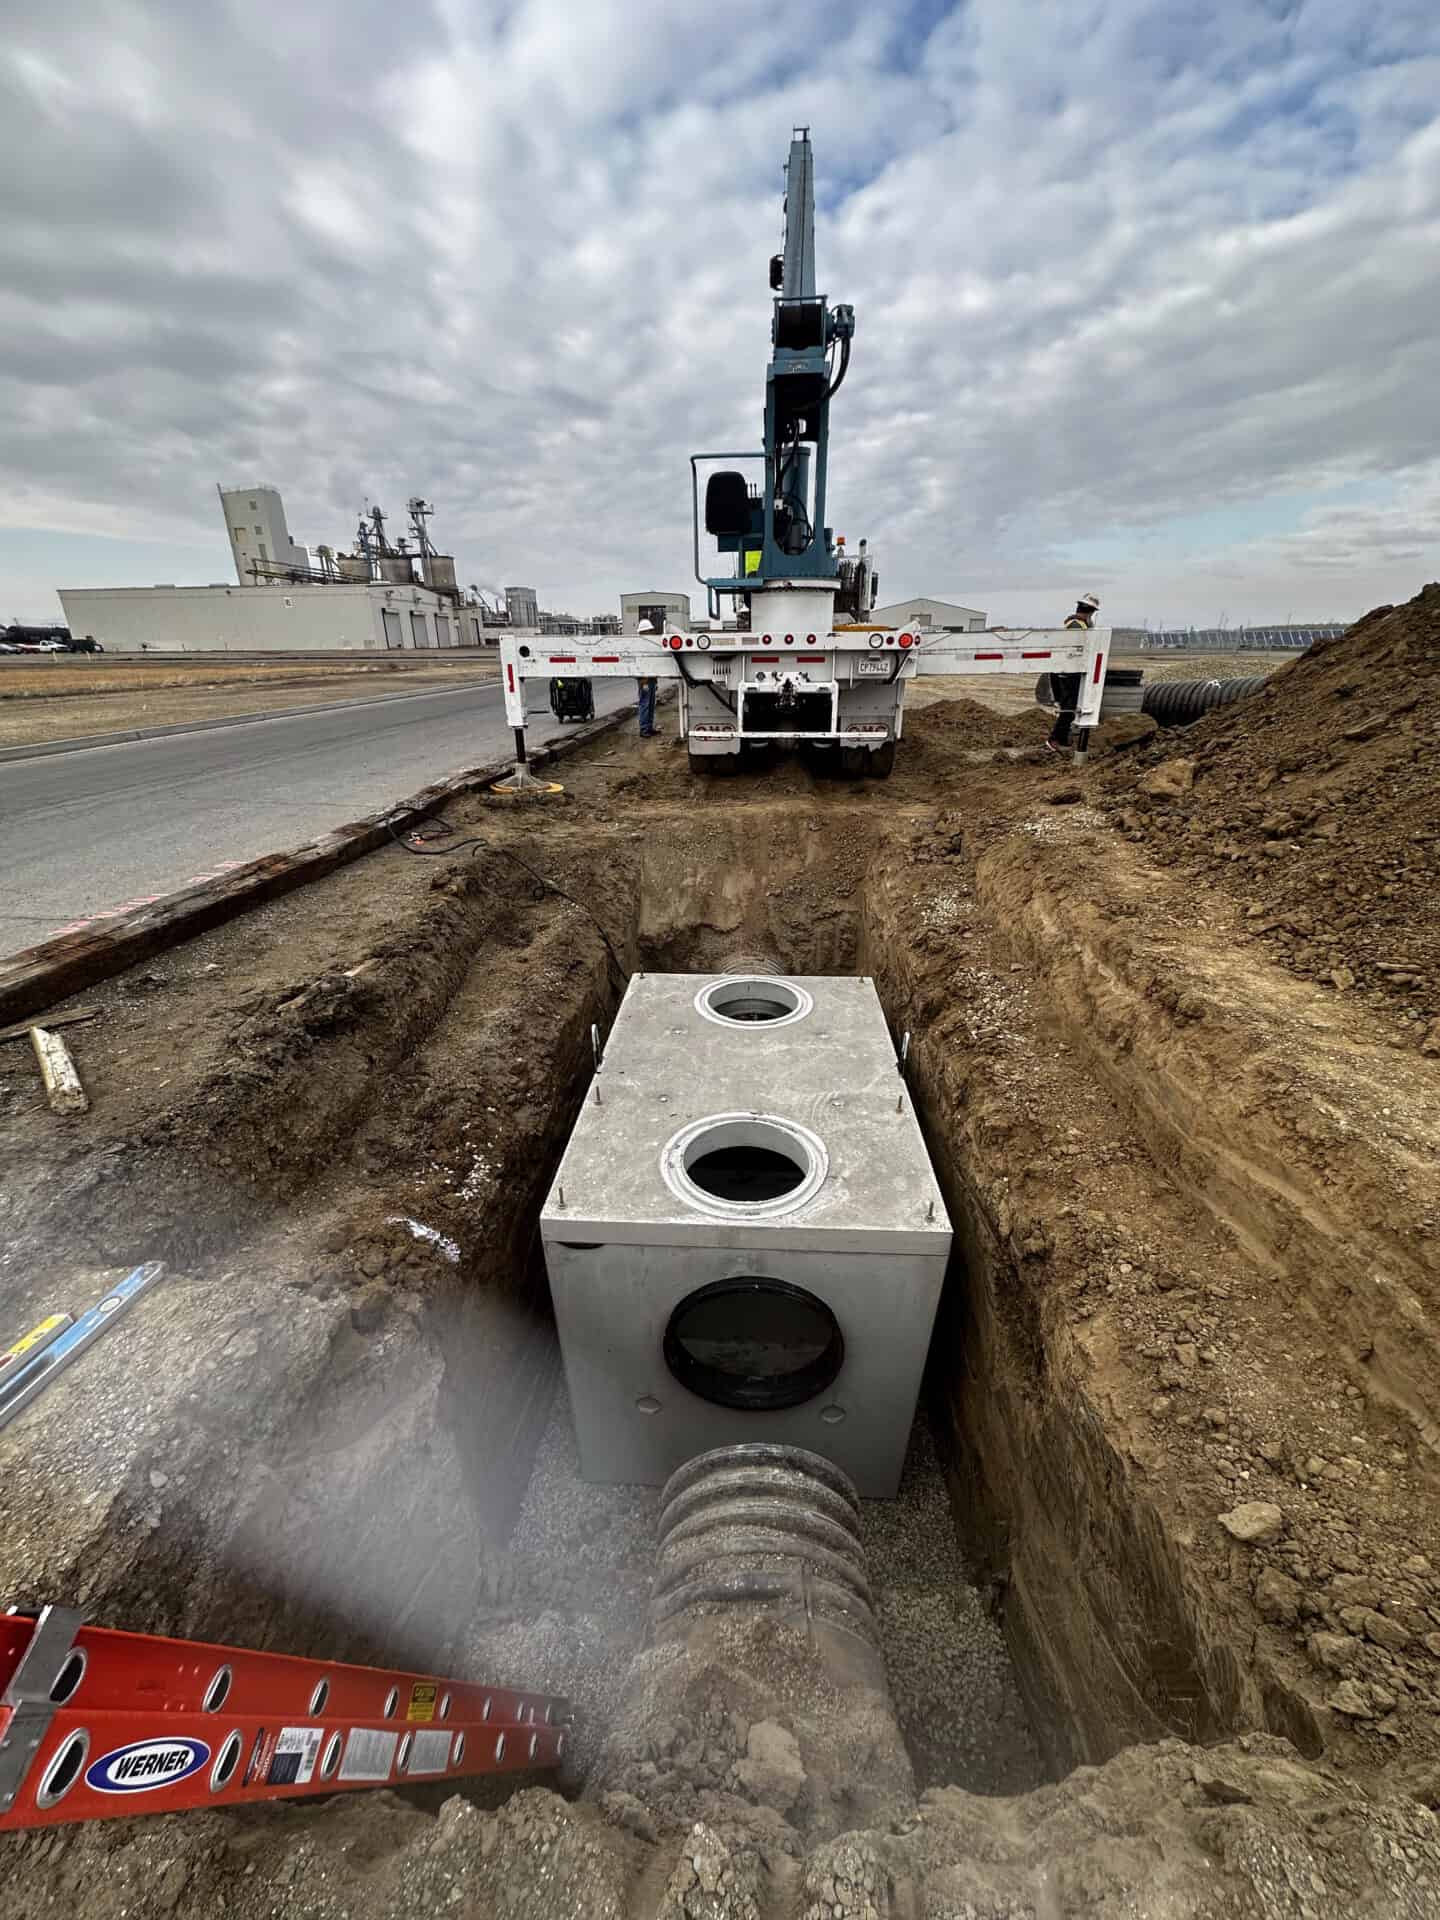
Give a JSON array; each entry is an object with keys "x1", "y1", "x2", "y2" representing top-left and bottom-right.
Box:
[{"x1": 386, "y1": 1216, "x2": 460, "y2": 1263}]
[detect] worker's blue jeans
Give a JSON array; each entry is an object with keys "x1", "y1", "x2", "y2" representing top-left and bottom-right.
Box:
[{"x1": 637, "y1": 679, "x2": 657, "y2": 735}]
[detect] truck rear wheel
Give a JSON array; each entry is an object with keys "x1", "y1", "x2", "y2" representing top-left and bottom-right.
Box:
[
  {"x1": 867, "y1": 740, "x2": 896, "y2": 778},
  {"x1": 837, "y1": 746, "x2": 867, "y2": 779}
]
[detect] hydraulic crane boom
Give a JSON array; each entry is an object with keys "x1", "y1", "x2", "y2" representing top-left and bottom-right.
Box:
[
  {"x1": 778, "y1": 129, "x2": 816, "y2": 299},
  {"x1": 697, "y1": 129, "x2": 857, "y2": 600},
  {"x1": 494, "y1": 129, "x2": 1120, "y2": 784}
]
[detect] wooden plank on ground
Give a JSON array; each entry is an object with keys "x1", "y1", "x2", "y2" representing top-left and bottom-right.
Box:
[{"x1": 0, "y1": 1006, "x2": 99, "y2": 1046}]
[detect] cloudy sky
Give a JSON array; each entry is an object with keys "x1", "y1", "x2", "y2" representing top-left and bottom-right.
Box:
[{"x1": 3, "y1": 0, "x2": 1438, "y2": 628}]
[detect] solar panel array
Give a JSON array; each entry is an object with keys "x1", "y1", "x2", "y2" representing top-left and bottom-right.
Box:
[{"x1": 1139, "y1": 624, "x2": 1347, "y2": 651}]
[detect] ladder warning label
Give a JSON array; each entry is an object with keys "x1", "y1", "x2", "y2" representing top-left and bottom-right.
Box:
[
  {"x1": 406, "y1": 1729, "x2": 452, "y2": 1775},
  {"x1": 339, "y1": 1729, "x2": 399, "y2": 1782},
  {"x1": 406, "y1": 1682, "x2": 438, "y2": 1722},
  {"x1": 267, "y1": 1727, "x2": 322, "y2": 1786}
]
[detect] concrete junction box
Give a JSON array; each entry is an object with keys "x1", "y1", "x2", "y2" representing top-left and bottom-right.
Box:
[{"x1": 541, "y1": 974, "x2": 951, "y2": 1497}]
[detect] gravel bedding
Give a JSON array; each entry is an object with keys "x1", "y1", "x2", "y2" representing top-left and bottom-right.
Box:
[{"x1": 860, "y1": 1413, "x2": 1042, "y2": 1793}]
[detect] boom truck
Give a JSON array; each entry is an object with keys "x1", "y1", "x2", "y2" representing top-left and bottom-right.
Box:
[{"x1": 499, "y1": 129, "x2": 1122, "y2": 779}]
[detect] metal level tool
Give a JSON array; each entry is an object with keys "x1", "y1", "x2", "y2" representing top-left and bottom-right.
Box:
[
  {"x1": 0, "y1": 1314, "x2": 73, "y2": 1395},
  {"x1": 0, "y1": 1264, "x2": 165, "y2": 1433}
]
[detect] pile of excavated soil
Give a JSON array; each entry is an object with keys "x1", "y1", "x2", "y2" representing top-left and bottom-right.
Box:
[
  {"x1": 903, "y1": 695, "x2": 1052, "y2": 750},
  {"x1": 592, "y1": 704, "x2": 1047, "y2": 817},
  {"x1": 1105, "y1": 585, "x2": 1440, "y2": 1034}
]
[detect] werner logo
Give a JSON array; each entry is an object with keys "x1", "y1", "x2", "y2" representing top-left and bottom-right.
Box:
[{"x1": 86, "y1": 1738, "x2": 210, "y2": 1794}]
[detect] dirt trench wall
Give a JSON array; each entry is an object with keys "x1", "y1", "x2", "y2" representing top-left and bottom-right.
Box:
[
  {"x1": 635, "y1": 805, "x2": 875, "y2": 975},
  {"x1": 0, "y1": 853, "x2": 626, "y2": 1679},
  {"x1": 862, "y1": 852, "x2": 1298, "y2": 1770},
  {"x1": 977, "y1": 829, "x2": 1440, "y2": 1457},
  {"x1": 5, "y1": 853, "x2": 541, "y2": 1272}
]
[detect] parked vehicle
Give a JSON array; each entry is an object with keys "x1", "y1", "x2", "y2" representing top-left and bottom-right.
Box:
[{"x1": 2, "y1": 624, "x2": 76, "y2": 654}]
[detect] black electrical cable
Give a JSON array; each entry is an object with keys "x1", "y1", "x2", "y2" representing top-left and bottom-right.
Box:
[
  {"x1": 674, "y1": 644, "x2": 735, "y2": 714},
  {"x1": 383, "y1": 807, "x2": 628, "y2": 980}
]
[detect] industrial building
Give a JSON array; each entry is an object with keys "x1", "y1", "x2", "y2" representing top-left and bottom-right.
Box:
[
  {"x1": 505, "y1": 587, "x2": 540, "y2": 629},
  {"x1": 871, "y1": 596, "x2": 986, "y2": 632},
  {"x1": 58, "y1": 485, "x2": 491, "y2": 654},
  {"x1": 58, "y1": 582, "x2": 483, "y2": 654},
  {"x1": 621, "y1": 590, "x2": 692, "y2": 634},
  {"x1": 218, "y1": 485, "x2": 310, "y2": 582}
]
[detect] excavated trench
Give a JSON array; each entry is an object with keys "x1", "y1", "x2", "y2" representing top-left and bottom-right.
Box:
[
  {"x1": 450, "y1": 823, "x2": 1051, "y2": 1808},
  {"x1": 376, "y1": 805, "x2": 1251, "y2": 1805},
  {"x1": 11, "y1": 772, "x2": 1426, "y2": 1910}
]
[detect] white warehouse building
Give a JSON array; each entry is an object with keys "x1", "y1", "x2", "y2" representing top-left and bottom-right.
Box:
[
  {"x1": 58, "y1": 582, "x2": 485, "y2": 653},
  {"x1": 871, "y1": 596, "x2": 986, "y2": 632}
]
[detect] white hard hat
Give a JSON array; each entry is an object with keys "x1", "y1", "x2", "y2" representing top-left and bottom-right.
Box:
[
  {"x1": 637, "y1": 619, "x2": 655, "y2": 633},
  {"x1": 1079, "y1": 592, "x2": 1101, "y2": 611}
]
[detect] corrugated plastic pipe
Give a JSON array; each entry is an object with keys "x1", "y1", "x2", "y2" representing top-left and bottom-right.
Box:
[
  {"x1": 652, "y1": 1443, "x2": 885, "y2": 1688},
  {"x1": 1142, "y1": 675, "x2": 1269, "y2": 726}
]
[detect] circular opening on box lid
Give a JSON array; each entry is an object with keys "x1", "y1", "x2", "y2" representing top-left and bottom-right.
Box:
[
  {"x1": 695, "y1": 977, "x2": 813, "y2": 1028},
  {"x1": 661, "y1": 1114, "x2": 827, "y2": 1219}
]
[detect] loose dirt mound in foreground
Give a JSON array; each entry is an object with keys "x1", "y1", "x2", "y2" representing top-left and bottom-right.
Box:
[{"x1": 1106, "y1": 584, "x2": 1440, "y2": 1032}]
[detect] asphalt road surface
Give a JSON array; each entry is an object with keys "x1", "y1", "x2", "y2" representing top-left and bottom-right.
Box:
[{"x1": 0, "y1": 678, "x2": 635, "y2": 955}]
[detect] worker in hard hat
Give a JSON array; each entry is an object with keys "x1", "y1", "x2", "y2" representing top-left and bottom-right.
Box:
[
  {"x1": 636, "y1": 620, "x2": 659, "y2": 737},
  {"x1": 1045, "y1": 594, "x2": 1101, "y2": 753}
]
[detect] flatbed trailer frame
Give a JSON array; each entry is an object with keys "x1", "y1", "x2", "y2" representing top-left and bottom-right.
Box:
[{"x1": 498, "y1": 622, "x2": 1113, "y2": 777}]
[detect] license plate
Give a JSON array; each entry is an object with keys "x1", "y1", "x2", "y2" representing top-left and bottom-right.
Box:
[{"x1": 856, "y1": 658, "x2": 892, "y2": 676}]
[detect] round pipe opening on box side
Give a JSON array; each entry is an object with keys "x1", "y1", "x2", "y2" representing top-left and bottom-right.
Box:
[{"x1": 664, "y1": 1277, "x2": 844, "y2": 1411}]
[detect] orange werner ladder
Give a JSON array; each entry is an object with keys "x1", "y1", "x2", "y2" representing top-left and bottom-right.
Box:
[{"x1": 0, "y1": 1606, "x2": 569, "y2": 1830}]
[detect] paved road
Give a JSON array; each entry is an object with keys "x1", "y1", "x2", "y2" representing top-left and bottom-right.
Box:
[{"x1": 0, "y1": 679, "x2": 634, "y2": 954}]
